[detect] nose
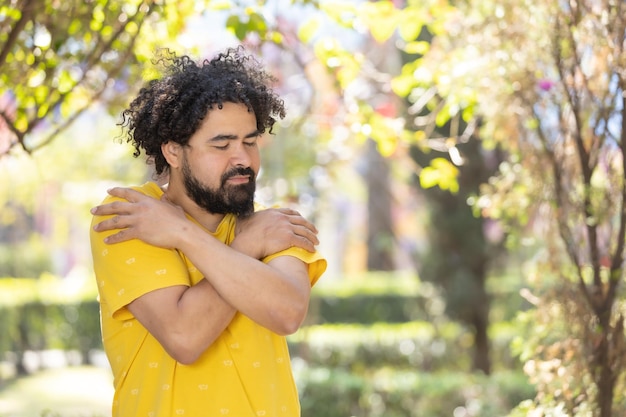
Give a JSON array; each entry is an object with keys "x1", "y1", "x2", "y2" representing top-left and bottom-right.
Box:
[{"x1": 230, "y1": 141, "x2": 252, "y2": 167}]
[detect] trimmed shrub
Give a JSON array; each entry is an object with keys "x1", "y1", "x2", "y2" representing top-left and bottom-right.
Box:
[
  {"x1": 289, "y1": 322, "x2": 521, "y2": 372},
  {"x1": 295, "y1": 365, "x2": 534, "y2": 417}
]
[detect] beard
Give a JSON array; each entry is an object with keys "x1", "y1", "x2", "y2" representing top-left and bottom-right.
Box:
[{"x1": 181, "y1": 158, "x2": 256, "y2": 216}]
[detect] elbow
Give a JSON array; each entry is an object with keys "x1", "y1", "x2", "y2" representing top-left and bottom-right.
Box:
[
  {"x1": 164, "y1": 336, "x2": 204, "y2": 365},
  {"x1": 173, "y1": 350, "x2": 201, "y2": 366},
  {"x1": 272, "y1": 304, "x2": 308, "y2": 336}
]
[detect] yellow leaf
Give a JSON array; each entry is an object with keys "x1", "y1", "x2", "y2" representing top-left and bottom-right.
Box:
[
  {"x1": 420, "y1": 166, "x2": 440, "y2": 189},
  {"x1": 359, "y1": 1, "x2": 399, "y2": 43},
  {"x1": 397, "y1": 8, "x2": 424, "y2": 41},
  {"x1": 412, "y1": 130, "x2": 426, "y2": 143},
  {"x1": 391, "y1": 74, "x2": 416, "y2": 97},
  {"x1": 404, "y1": 41, "x2": 430, "y2": 55},
  {"x1": 377, "y1": 134, "x2": 397, "y2": 157},
  {"x1": 420, "y1": 158, "x2": 460, "y2": 193}
]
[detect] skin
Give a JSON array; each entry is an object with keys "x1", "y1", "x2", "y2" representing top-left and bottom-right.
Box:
[{"x1": 91, "y1": 102, "x2": 319, "y2": 364}]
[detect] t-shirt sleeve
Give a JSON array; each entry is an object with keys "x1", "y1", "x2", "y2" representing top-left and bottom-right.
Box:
[
  {"x1": 90, "y1": 198, "x2": 191, "y2": 321},
  {"x1": 262, "y1": 247, "x2": 327, "y2": 287}
]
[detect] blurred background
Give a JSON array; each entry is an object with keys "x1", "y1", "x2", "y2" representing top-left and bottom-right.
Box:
[{"x1": 2, "y1": 0, "x2": 626, "y2": 416}]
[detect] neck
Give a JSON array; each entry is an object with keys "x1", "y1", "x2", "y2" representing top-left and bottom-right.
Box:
[{"x1": 161, "y1": 182, "x2": 226, "y2": 233}]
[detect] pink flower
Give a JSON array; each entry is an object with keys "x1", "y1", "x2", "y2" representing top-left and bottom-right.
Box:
[{"x1": 538, "y1": 79, "x2": 555, "y2": 92}]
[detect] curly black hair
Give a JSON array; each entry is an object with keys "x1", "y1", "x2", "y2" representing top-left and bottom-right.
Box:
[{"x1": 120, "y1": 46, "x2": 286, "y2": 175}]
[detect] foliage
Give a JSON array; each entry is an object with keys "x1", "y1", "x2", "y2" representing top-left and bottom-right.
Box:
[
  {"x1": 414, "y1": 1, "x2": 626, "y2": 416},
  {"x1": 0, "y1": 275, "x2": 100, "y2": 370},
  {"x1": 289, "y1": 321, "x2": 522, "y2": 372},
  {"x1": 0, "y1": 105, "x2": 147, "y2": 278},
  {"x1": 297, "y1": 0, "x2": 626, "y2": 411},
  {"x1": 508, "y1": 264, "x2": 626, "y2": 416},
  {"x1": 439, "y1": 1, "x2": 626, "y2": 415},
  {"x1": 295, "y1": 366, "x2": 533, "y2": 417},
  {"x1": 353, "y1": 0, "x2": 626, "y2": 414},
  {"x1": 0, "y1": 234, "x2": 52, "y2": 277},
  {"x1": 0, "y1": 0, "x2": 197, "y2": 157}
]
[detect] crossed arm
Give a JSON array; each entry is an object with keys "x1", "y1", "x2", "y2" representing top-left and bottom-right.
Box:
[{"x1": 91, "y1": 187, "x2": 320, "y2": 364}]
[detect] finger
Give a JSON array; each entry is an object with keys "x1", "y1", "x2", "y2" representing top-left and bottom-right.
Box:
[
  {"x1": 93, "y1": 215, "x2": 131, "y2": 232},
  {"x1": 107, "y1": 187, "x2": 146, "y2": 203},
  {"x1": 288, "y1": 215, "x2": 318, "y2": 234},
  {"x1": 295, "y1": 235, "x2": 316, "y2": 253},
  {"x1": 295, "y1": 224, "x2": 320, "y2": 246},
  {"x1": 278, "y1": 207, "x2": 300, "y2": 216},
  {"x1": 91, "y1": 201, "x2": 133, "y2": 216},
  {"x1": 103, "y1": 229, "x2": 135, "y2": 244}
]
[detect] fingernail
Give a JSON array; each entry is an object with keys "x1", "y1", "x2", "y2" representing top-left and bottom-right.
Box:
[{"x1": 90, "y1": 207, "x2": 96, "y2": 214}]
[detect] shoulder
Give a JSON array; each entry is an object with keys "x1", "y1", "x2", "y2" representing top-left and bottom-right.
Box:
[
  {"x1": 263, "y1": 247, "x2": 327, "y2": 287},
  {"x1": 100, "y1": 182, "x2": 163, "y2": 204}
]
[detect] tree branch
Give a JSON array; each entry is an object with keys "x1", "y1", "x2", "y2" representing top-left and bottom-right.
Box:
[
  {"x1": 0, "y1": 0, "x2": 36, "y2": 70},
  {"x1": 28, "y1": 6, "x2": 151, "y2": 154},
  {"x1": 606, "y1": 90, "x2": 626, "y2": 307},
  {"x1": 555, "y1": 15, "x2": 603, "y2": 292}
]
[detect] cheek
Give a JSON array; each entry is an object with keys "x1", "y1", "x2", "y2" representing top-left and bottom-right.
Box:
[
  {"x1": 250, "y1": 149, "x2": 261, "y2": 172},
  {"x1": 194, "y1": 161, "x2": 224, "y2": 186}
]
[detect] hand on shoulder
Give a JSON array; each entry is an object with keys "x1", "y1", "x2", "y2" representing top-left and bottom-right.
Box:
[{"x1": 232, "y1": 207, "x2": 319, "y2": 259}]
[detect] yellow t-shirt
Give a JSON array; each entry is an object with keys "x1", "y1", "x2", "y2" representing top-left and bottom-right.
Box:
[{"x1": 90, "y1": 182, "x2": 327, "y2": 417}]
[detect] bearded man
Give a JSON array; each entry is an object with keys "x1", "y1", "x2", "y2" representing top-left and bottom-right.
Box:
[{"x1": 89, "y1": 46, "x2": 326, "y2": 417}]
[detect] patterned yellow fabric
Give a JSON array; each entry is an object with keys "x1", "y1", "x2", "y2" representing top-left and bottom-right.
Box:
[{"x1": 90, "y1": 182, "x2": 327, "y2": 417}]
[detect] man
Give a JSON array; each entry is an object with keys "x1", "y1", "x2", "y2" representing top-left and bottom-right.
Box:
[{"x1": 89, "y1": 46, "x2": 326, "y2": 417}]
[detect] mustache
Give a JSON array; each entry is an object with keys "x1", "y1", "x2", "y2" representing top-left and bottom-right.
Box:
[{"x1": 222, "y1": 166, "x2": 256, "y2": 182}]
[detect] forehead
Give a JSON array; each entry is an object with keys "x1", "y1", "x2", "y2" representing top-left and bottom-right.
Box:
[{"x1": 202, "y1": 102, "x2": 256, "y2": 129}]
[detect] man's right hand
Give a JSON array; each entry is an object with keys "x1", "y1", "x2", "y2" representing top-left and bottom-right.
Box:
[
  {"x1": 232, "y1": 208, "x2": 320, "y2": 259},
  {"x1": 91, "y1": 187, "x2": 190, "y2": 248}
]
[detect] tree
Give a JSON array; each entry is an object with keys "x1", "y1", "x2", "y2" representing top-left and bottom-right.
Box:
[
  {"x1": 410, "y1": 133, "x2": 503, "y2": 375},
  {"x1": 305, "y1": 0, "x2": 506, "y2": 373},
  {"x1": 414, "y1": 0, "x2": 626, "y2": 415},
  {"x1": 0, "y1": 0, "x2": 194, "y2": 157}
]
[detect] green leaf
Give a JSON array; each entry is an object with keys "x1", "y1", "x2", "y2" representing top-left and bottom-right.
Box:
[
  {"x1": 248, "y1": 12, "x2": 267, "y2": 33},
  {"x1": 299, "y1": 16, "x2": 321, "y2": 43}
]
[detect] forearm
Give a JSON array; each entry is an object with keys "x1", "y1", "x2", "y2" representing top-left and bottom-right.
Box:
[
  {"x1": 175, "y1": 279, "x2": 237, "y2": 349},
  {"x1": 128, "y1": 279, "x2": 236, "y2": 364},
  {"x1": 179, "y1": 225, "x2": 311, "y2": 335}
]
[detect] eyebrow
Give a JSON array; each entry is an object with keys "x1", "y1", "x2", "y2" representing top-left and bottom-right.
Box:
[{"x1": 208, "y1": 130, "x2": 261, "y2": 142}]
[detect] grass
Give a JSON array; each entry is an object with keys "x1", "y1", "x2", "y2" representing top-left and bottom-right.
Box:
[{"x1": 0, "y1": 366, "x2": 113, "y2": 417}]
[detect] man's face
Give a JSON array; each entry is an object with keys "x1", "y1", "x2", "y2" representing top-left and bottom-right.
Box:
[{"x1": 178, "y1": 102, "x2": 261, "y2": 216}]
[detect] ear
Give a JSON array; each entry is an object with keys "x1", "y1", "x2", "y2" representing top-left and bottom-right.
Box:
[{"x1": 162, "y1": 141, "x2": 183, "y2": 169}]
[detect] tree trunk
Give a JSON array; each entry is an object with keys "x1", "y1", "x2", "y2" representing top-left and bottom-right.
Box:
[
  {"x1": 470, "y1": 287, "x2": 491, "y2": 374},
  {"x1": 593, "y1": 311, "x2": 621, "y2": 417},
  {"x1": 363, "y1": 138, "x2": 395, "y2": 271}
]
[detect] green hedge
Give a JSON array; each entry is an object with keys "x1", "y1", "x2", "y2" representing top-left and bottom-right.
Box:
[
  {"x1": 295, "y1": 366, "x2": 534, "y2": 417},
  {"x1": 309, "y1": 272, "x2": 530, "y2": 325},
  {"x1": 0, "y1": 276, "x2": 522, "y2": 372},
  {"x1": 288, "y1": 322, "x2": 521, "y2": 372},
  {"x1": 309, "y1": 294, "x2": 427, "y2": 324},
  {"x1": 0, "y1": 301, "x2": 102, "y2": 364},
  {"x1": 0, "y1": 276, "x2": 101, "y2": 368}
]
